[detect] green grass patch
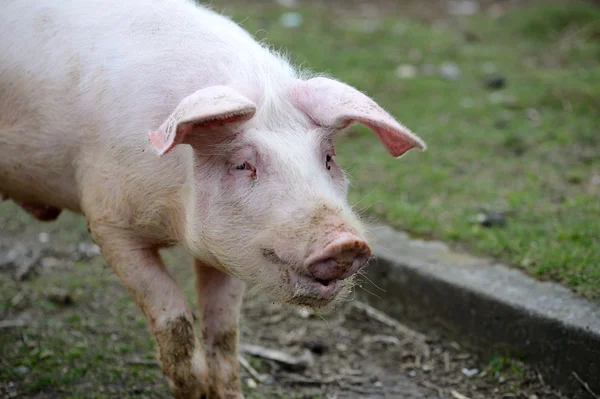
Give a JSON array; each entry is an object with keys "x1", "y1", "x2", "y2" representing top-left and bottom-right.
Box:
[{"x1": 213, "y1": 1, "x2": 600, "y2": 298}]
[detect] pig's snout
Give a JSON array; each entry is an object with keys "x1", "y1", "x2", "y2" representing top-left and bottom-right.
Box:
[{"x1": 305, "y1": 234, "x2": 372, "y2": 283}]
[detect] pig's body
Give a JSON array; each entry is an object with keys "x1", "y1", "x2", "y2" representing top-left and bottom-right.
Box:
[
  {"x1": 1, "y1": 1, "x2": 425, "y2": 397},
  {"x1": 1, "y1": 0, "x2": 295, "y2": 236}
]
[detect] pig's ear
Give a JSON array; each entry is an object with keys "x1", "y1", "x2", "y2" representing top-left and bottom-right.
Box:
[
  {"x1": 289, "y1": 77, "x2": 426, "y2": 158},
  {"x1": 149, "y1": 86, "x2": 256, "y2": 156}
]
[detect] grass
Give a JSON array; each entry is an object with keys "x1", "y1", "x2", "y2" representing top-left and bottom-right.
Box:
[
  {"x1": 0, "y1": 256, "x2": 168, "y2": 398},
  {"x1": 0, "y1": 2, "x2": 599, "y2": 396},
  {"x1": 212, "y1": 1, "x2": 600, "y2": 298}
]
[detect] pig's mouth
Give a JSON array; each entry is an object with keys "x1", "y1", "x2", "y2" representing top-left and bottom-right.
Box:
[
  {"x1": 261, "y1": 247, "x2": 346, "y2": 306},
  {"x1": 289, "y1": 271, "x2": 342, "y2": 300}
]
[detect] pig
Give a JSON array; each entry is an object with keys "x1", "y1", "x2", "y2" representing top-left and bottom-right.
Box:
[{"x1": 0, "y1": 0, "x2": 426, "y2": 397}]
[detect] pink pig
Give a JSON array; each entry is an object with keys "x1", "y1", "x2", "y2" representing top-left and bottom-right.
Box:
[{"x1": 0, "y1": 0, "x2": 426, "y2": 397}]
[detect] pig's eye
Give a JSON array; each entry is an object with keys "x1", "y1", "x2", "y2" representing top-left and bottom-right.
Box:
[
  {"x1": 233, "y1": 162, "x2": 257, "y2": 179},
  {"x1": 326, "y1": 154, "x2": 333, "y2": 170}
]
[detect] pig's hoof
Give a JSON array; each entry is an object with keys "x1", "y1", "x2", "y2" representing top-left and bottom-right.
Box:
[
  {"x1": 16, "y1": 202, "x2": 62, "y2": 221},
  {"x1": 167, "y1": 378, "x2": 210, "y2": 399}
]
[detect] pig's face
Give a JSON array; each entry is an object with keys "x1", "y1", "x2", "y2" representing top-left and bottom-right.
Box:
[
  {"x1": 189, "y1": 124, "x2": 369, "y2": 308},
  {"x1": 149, "y1": 78, "x2": 426, "y2": 309}
]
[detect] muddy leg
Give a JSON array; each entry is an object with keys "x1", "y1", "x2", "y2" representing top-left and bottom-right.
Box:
[
  {"x1": 194, "y1": 260, "x2": 245, "y2": 399},
  {"x1": 91, "y1": 227, "x2": 208, "y2": 398}
]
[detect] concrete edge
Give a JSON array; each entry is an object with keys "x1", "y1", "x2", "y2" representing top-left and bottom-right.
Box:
[{"x1": 359, "y1": 224, "x2": 600, "y2": 399}]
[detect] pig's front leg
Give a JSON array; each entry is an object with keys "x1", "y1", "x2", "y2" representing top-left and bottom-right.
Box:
[
  {"x1": 90, "y1": 226, "x2": 209, "y2": 398},
  {"x1": 194, "y1": 260, "x2": 245, "y2": 399}
]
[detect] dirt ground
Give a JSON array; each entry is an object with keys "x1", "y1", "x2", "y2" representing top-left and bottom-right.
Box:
[{"x1": 0, "y1": 208, "x2": 567, "y2": 398}]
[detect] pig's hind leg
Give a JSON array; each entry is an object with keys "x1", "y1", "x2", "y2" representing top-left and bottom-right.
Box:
[
  {"x1": 90, "y1": 226, "x2": 209, "y2": 398},
  {"x1": 194, "y1": 260, "x2": 245, "y2": 399}
]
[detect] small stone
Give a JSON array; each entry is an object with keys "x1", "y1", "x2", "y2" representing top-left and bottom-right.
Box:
[
  {"x1": 408, "y1": 370, "x2": 417, "y2": 377},
  {"x1": 276, "y1": 0, "x2": 297, "y2": 8},
  {"x1": 475, "y1": 211, "x2": 506, "y2": 228},
  {"x1": 448, "y1": 1, "x2": 479, "y2": 16},
  {"x1": 374, "y1": 380, "x2": 383, "y2": 387},
  {"x1": 78, "y1": 242, "x2": 101, "y2": 257},
  {"x1": 335, "y1": 343, "x2": 348, "y2": 352},
  {"x1": 462, "y1": 367, "x2": 479, "y2": 377},
  {"x1": 13, "y1": 366, "x2": 29, "y2": 375},
  {"x1": 529, "y1": 395, "x2": 539, "y2": 399},
  {"x1": 485, "y1": 75, "x2": 506, "y2": 90},
  {"x1": 245, "y1": 378, "x2": 257, "y2": 389},
  {"x1": 422, "y1": 364, "x2": 433, "y2": 372},
  {"x1": 396, "y1": 64, "x2": 417, "y2": 79},
  {"x1": 38, "y1": 232, "x2": 50, "y2": 244},
  {"x1": 295, "y1": 307, "x2": 312, "y2": 318},
  {"x1": 280, "y1": 12, "x2": 303, "y2": 28},
  {"x1": 439, "y1": 62, "x2": 460, "y2": 80}
]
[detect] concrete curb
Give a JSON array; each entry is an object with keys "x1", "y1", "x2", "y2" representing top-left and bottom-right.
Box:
[{"x1": 360, "y1": 224, "x2": 600, "y2": 399}]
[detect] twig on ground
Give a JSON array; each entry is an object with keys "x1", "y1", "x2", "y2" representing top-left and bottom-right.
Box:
[
  {"x1": 240, "y1": 344, "x2": 313, "y2": 372},
  {"x1": 350, "y1": 301, "x2": 427, "y2": 341},
  {"x1": 537, "y1": 370, "x2": 545, "y2": 386},
  {"x1": 238, "y1": 355, "x2": 271, "y2": 384},
  {"x1": 450, "y1": 390, "x2": 470, "y2": 399},
  {"x1": 361, "y1": 334, "x2": 402, "y2": 346},
  {"x1": 572, "y1": 372, "x2": 599, "y2": 399},
  {"x1": 444, "y1": 352, "x2": 451, "y2": 372},
  {"x1": 262, "y1": 313, "x2": 286, "y2": 325}
]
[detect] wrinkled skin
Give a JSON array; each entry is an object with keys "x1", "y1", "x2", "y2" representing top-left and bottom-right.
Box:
[{"x1": 0, "y1": 0, "x2": 426, "y2": 397}]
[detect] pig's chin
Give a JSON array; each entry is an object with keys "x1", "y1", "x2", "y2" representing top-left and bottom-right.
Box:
[{"x1": 281, "y1": 270, "x2": 355, "y2": 310}]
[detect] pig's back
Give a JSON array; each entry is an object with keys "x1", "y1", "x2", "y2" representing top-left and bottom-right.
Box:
[{"x1": 0, "y1": 0, "x2": 295, "y2": 211}]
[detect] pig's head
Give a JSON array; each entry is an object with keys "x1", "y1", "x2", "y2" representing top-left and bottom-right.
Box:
[{"x1": 150, "y1": 77, "x2": 425, "y2": 309}]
